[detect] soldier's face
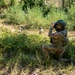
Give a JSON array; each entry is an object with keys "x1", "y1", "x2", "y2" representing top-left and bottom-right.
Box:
[{"x1": 56, "y1": 25, "x2": 62, "y2": 29}]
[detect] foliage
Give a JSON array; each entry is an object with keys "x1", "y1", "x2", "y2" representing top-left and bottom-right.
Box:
[
  {"x1": 0, "y1": 27, "x2": 49, "y2": 66},
  {"x1": 0, "y1": 0, "x2": 5, "y2": 7},
  {"x1": 63, "y1": 39, "x2": 75, "y2": 59},
  {"x1": 67, "y1": 5, "x2": 75, "y2": 30},
  {"x1": 64, "y1": 0, "x2": 75, "y2": 8},
  {"x1": 1, "y1": 0, "x2": 74, "y2": 30},
  {"x1": 10, "y1": 0, "x2": 20, "y2": 6},
  {"x1": 5, "y1": 5, "x2": 26, "y2": 25},
  {"x1": 45, "y1": 8, "x2": 67, "y2": 28},
  {"x1": 1, "y1": 0, "x2": 75, "y2": 30},
  {"x1": 23, "y1": 7, "x2": 68, "y2": 29},
  {"x1": 10, "y1": 0, "x2": 16, "y2": 6},
  {"x1": 25, "y1": 7, "x2": 47, "y2": 29},
  {"x1": 22, "y1": 0, "x2": 44, "y2": 11},
  {"x1": 0, "y1": 27, "x2": 75, "y2": 67}
]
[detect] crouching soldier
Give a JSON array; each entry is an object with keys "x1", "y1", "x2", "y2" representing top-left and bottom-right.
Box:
[{"x1": 42, "y1": 20, "x2": 69, "y2": 61}]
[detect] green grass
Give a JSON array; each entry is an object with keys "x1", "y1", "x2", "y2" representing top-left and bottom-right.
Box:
[
  {"x1": 1, "y1": 5, "x2": 74, "y2": 30},
  {"x1": 0, "y1": 26, "x2": 75, "y2": 75}
]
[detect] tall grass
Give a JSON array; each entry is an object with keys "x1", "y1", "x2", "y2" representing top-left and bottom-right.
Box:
[
  {"x1": 0, "y1": 27, "x2": 49, "y2": 67},
  {"x1": 5, "y1": 6, "x2": 68, "y2": 29},
  {"x1": 4, "y1": 5, "x2": 75, "y2": 30},
  {"x1": 0, "y1": 27, "x2": 75, "y2": 67},
  {"x1": 25, "y1": 7, "x2": 47, "y2": 29},
  {"x1": 67, "y1": 5, "x2": 75, "y2": 30},
  {"x1": 45, "y1": 8, "x2": 67, "y2": 28},
  {"x1": 6, "y1": 5, "x2": 26, "y2": 25},
  {"x1": 25, "y1": 7, "x2": 68, "y2": 29}
]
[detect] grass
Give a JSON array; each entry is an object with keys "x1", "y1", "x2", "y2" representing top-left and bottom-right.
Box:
[
  {"x1": 0, "y1": 20, "x2": 75, "y2": 75},
  {"x1": 0, "y1": 62, "x2": 74, "y2": 75}
]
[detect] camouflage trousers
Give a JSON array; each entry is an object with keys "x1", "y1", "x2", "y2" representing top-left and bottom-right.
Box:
[{"x1": 42, "y1": 44, "x2": 67, "y2": 60}]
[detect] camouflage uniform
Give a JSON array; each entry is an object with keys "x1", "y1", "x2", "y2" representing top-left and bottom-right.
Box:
[{"x1": 42, "y1": 24, "x2": 68, "y2": 60}]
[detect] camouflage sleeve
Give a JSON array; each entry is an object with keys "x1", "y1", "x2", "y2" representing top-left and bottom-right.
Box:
[
  {"x1": 48, "y1": 26, "x2": 53, "y2": 37},
  {"x1": 52, "y1": 32, "x2": 65, "y2": 39},
  {"x1": 48, "y1": 27, "x2": 65, "y2": 39}
]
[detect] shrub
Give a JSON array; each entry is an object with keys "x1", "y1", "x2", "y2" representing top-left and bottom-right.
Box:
[
  {"x1": 0, "y1": 27, "x2": 49, "y2": 66},
  {"x1": 22, "y1": 0, "x2": 44, "y2": 11},
  {"x1": 25, "y1": 7, "x2": 67, "y2": 29},
  {"x1": 0, "y1": 27, "x2": 75, "y2": 66},
  {"x1": 25, "y1": 7, "x2": 47, "y2": 29},
  {"x1": 0, "y1": 0, "x2": 5, "y2": 7},
  {"x1": 5, "y1": 5, "x2": 26, "y2": 25},
  {"x1": 63, "y1": 39, "x2": 75, "y2": 59},
  {"x1": 4, "y1": 6, "x2": 68, "y2": 29},
  {"x1": 67, "y1": 5, "x2": 75, "y2": 30},
  {"x1": 0, "y1": 9, "x2": 7, "y2": 18},
  {"x1": 45, "y1": 8, "x2": 67, "y2": 28}
]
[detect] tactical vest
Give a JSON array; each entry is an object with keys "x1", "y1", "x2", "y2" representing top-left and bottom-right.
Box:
[{"x1": 50, "y1": 30, "x2": 68, "y2": 46}]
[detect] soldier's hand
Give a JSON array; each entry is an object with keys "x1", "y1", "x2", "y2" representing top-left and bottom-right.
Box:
[
  {"x1": 51, "y1": 22, "x2": 56, "y2": 27},
  {"x1": 50, "y1": 22, "x2": 55, "y2": 29}
]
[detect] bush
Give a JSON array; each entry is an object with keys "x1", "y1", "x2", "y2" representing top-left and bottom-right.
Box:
[
  {"x1": 25, "y1": 7, "x2": 68, "y2": 29},
  {"x1": 67, "y1": 5, "x2": 75, "y2": 30},
  {"x1": 5, "y1": 5, "x2": 26, "y2": 25},
  {"x1": 4, "y1": 6, "x2": 68, "y2": 29},
  {"x1": 0, "y1": 0, "x2": 5, "y2": 7},
  {"x1": 64, "y1": 39, "x2": 75, "y2": 59},
  {"x1": 0, "y1": 27, "x2": 49, "y2": 66},
  {"x1": 45, "y1": 8, "x2": 67, "y2": 28},
  {"x1": 22, "y1": 0, "x2": 44, "y2": 11},
  {"x1": 0, "y1": 27, "x2": 75, "y2": 67},
  {"x1": 25, "y1": 7, "x2": 47, "y2": 29}
]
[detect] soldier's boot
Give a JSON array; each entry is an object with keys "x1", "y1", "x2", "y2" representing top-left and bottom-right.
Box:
[{"x1": 59, "y1": 58, "x2": 68, "y2": 63}]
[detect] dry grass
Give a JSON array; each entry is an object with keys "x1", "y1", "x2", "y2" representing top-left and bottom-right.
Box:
[{"x1": 0, "y1": 64, "x2": 75, "y2": 75}]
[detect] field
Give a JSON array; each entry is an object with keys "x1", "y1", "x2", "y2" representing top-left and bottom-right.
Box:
[
  {"x1": 0, "y1": 19, "x2": 75, "y2": 75},
  {"x1": 0, "y1": 0, "x2": 75, "y2": 75}
]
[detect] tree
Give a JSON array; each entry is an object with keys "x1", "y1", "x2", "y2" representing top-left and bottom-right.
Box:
[
  {"x1": 0, "y1": 0, "x2": 5, "y2": 8},
  {"x1": 22, "y1": 0, "x2": 44, "y2": 11}
]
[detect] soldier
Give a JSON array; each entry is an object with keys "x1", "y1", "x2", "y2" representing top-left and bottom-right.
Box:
[{"x1": 42, "y1": 20, "x2": 68, "y2": 61}]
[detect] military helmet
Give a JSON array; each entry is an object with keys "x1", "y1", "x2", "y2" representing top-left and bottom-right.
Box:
[
  {"x1": 54, "y1": 20, "x2": 66, "y2": 31},
  {"x1": 56, "y1": 20, "x2": 66, "y2": 27}
]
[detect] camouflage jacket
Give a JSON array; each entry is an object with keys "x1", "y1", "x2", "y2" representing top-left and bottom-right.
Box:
[{"x1": 48, "y1": 27, "x2": 68, "y2": 46}]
